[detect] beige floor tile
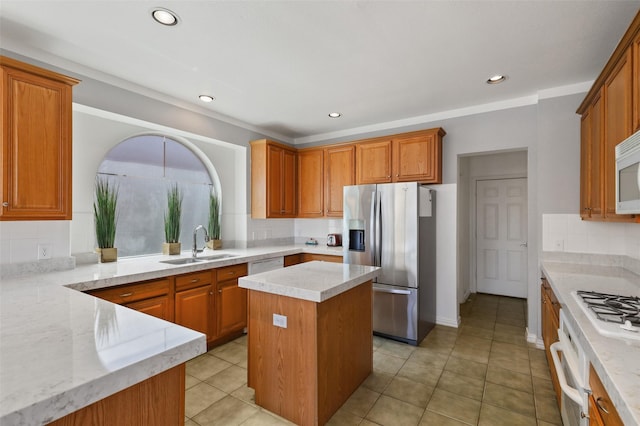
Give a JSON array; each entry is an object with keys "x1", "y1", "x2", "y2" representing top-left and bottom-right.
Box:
[
  {"x1": 185, "y1": 419, "x2": 198, "y2": 426},
  {"x1": 419, "y1": 410, "x2": 470, "y2": 425},
  {"x1": 210, "y1": 342, "x2": 248, "y2": 365},
  {"x1": 193, "y1": 395, "x2": 260, "y2": 426},
  {"x1": 377, "y1": 339, "x2": 417, "y2": 359},
  {"x1": 496, "y1": 316, "x2": 525, "y2": 327},
  {"x1": 483, "y1": 382, "x2": 536, "y2": 418},
  {"x1": 537, "y1": 420, "x2": 561, "y2": 426},
  {"x1": 451, "y1": 344, "x2": 490, "y2": 364},
  {"x1": 455, "y1": 334, "x2": 493, "y2": 351},
  {"x1": 488, "y1": 351, "x2": 531, "y2": 375},
  {"x1": 436, "y1": 370, "x2": 485, "y2": 401},
  {"x1": 419, "y1": 334, "x2": 456, "y2": 354},
  {"x1": 532, "y1": 376, "x2": 556, "y2": 399},
  {"x1": 493, "y1": 331, "x2": 528, "y2": 346},
  {"x1": 373, "y1": 351, "x2": 407, "y2": 375},
  {"x1": 444, "y1": 355, "x2": 487, "y2": 380},
  {"x1": 383, "y1": 376, "x2": 434, "y2": 408},
  {"x1": 360, "y1": 420, "x2": 381, "y2": 426},
  {"x1": 184, "y1": 382, "x2": 227, "y2": 418},
  {"x1": 373, "y1": 335, "x2": 386, "y2": 349},
  {"x1": 205, "y1": 365, "x2": 247, "y2": 393},
  {"x1": 459, "y1": 317, "x2": 496, "y2": 331},
  {"x1": 407, "y1": 346, "x2": 449, "y2": 369},
  {"x1": 340, "y1": 386, "x2": 380, "y2": 418},
  {"x1": 186, "y1": 353, "x2": 234, "y2": 381},
  {"x1": 230, "y1": 384, "x2": 257, "y2": 407},
  {"x1": 240, "y1": 409, "x2": 295, "y2": 425},
  {"x1": 326, "y1": 406, "x2": 364, "y2": 425},
  {"x1": 361, "y1": 370, "x2": 394, "y2": 393},
  {"x1": 185, "y1": 373, "x2": 201, "y2": 390},
  {"x1": 460, "y1": 325, "x2": 494, "y2": 340},
  {"x1": 397, "y1": 360, "x2": 443, "y2": 387},
  {"x1": 530, "y1": 362, "x2": 553, "y2": 380},
  {"x1": 486, "y1": 365, "x2": 533, "y2": 394},
  {"x1": 491, "y1": 341, "x2": 530, "y2": 360},
  {"x1": 234, "y1": 334, "x2": 248, "y2": 345},
  {"x1": 534, "y1": 394, "x2": 562, "y2": 425},
  {"x1": 366, "y1": 394, "x2": 425, "y2": 426},
  {"x1": 478, "y1": 403, "x2": 537, "y2": 426},
  {"x1": 494, "y1": 323, "x2": 526, "y2": 337},
  {"x1": 426, "y1": 388, "x2": 481, "y2": 425}
]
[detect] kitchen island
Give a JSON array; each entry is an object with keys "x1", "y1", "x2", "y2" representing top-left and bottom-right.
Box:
[{"x1": 239, "y1": 261, "x2": 380, "y2": 426}]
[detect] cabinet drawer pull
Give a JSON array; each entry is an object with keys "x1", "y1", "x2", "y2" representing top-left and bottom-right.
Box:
[
  {"x1": 2, "y1": 202, "x2": 8, "y2": 207},
  {"x1": 120, "y1": 292, "x2": 133, "y2": 297},
  {"x1": 191, "y1": 278, "x2": 200, "y2": 283},
  {"x1": 595, "y1": 397, "x2": 610, "y2": 414},
  {"x1": 219, "y1": 289, "x2": 222, "y2": 293}
]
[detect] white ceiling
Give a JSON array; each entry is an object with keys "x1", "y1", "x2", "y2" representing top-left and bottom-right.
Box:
[{"x1": 1, "y1": 1, "x2": 639, "y2": 144}]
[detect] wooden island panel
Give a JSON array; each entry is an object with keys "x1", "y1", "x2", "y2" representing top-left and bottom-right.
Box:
[{"x1": 247, "y1": 281, "x2": 372, "y2": 426}]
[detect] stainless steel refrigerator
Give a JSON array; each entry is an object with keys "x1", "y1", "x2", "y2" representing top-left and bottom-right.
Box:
[{"x1": 343, "y1": 182, "x2": 436, "y2": 345}]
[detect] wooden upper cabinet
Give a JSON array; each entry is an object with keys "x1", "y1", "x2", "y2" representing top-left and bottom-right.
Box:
[
  {"x1": 355, "y1": 128, "x2": 445, "y2": 185},
  {"x1": 297, "y1": 148, "x2": 324, "y2": 218},
  {"x1": 0, "y1": 56, "x2": 79, "y2": 220},
  {"x1": 251, "y1": 139, "x2": 297, "y2": 218},
  {"x1": 324, "y1": 145, "x2": 355, "y2": 217},
  {"x1": 393, "y1": 129, "x2": 444, "y2": 183},
  {"x1": 580, "y1": 91, "x2": 604, "y2": 220},
  {"x1": 603, "y1": 49, "x2": 635, "y2": 220},
  {"x1": 356, "y1": 140, "x2": 393, "y2": 184},
  {"x1": 634, "y1": 30, "x2": 640, "y2": 133}
]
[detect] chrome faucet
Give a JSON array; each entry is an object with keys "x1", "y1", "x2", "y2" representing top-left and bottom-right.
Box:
[{"x1": 192, "y1": 225, "x2": 210, "y2": 258}]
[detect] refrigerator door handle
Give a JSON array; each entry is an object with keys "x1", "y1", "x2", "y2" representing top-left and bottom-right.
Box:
[
  {"x1": 370, "y1": 190, "x2": 377, "y2": 266},
  {"x1": 375, "y1": 191, "x2": 382, "y2": 267},
  {"x1": 373, "y1": 287, "x2": 412, "y2": 295}
]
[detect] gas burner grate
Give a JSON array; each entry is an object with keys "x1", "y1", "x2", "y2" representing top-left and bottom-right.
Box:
[{"x1": 576, "y1": 290, "x2": 640, "y2": 325}]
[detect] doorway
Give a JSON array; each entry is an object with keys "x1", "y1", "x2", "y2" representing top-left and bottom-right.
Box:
[{"x1": 476, "y1": 178, "x2": 528, "y2": 298}]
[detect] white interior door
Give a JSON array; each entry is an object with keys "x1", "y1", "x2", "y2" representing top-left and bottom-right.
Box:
[{"x1": 476, "y1": 178, "x2": 528, "y2": 298}]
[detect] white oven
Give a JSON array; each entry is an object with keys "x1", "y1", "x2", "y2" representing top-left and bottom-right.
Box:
[
  {"x1": 550, "y1": 309, "x2": 590, "y2": 426},
  {"x1": 616, "y1": 129, "x2": 640, "y2": 214}
]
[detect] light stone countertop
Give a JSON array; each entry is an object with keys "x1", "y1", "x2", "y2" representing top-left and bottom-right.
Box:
[
  {"x1": 540, "y1": 259, "x2": 640, "y2": 426},
  {"x1": 238, "y1": 261, "x2": 381, "y2": 302},
  {"x1": 0, "y1": 244, "x2": 344, "y2": 425}
]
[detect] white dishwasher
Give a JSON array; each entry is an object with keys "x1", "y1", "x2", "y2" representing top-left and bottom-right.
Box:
[{"x1": 248, "y1": 257, "x2": 284, "y2": 275}]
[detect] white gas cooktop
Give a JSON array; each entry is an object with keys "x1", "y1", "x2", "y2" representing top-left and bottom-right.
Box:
[{"x1": 571, "y1": 290, "x2": 640, "y2": 341}]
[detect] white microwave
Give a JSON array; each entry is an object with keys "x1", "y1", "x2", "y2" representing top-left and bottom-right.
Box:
[{"x1": 615, "y1": 129, "x2": 640, "y2": 214}]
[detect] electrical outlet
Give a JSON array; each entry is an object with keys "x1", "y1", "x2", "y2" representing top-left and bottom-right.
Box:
[
  {"x1": 273, "y1": 313, "x2": 287, "y2": 328},
  {"x1": 38, "y1": 244, "x2": 52, "y2": 260}
]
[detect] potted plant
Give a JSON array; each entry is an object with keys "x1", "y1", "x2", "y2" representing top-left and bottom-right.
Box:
[
  {"x1": 94, "y1": 176, "x2": 118, "y2": 262},
  {"x1": 207, "y1": 192, "x2": 222, "y2": 249},
  {"x1": 163, "y1": 183, "x2": 182, "y2": 255}
]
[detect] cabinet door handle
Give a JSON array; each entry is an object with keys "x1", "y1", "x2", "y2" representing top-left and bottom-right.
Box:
[
  {"x1": 595, "y1": 397, "x2": 610, "y2": 414},
  {"x1": 190, "y1": 278, "x2": 200, "y2": 283},
  {"x1": 120, "y1": 292, "x2": 133, "y2": 297},
  {"x1": 2, "y1": 202, "x2": 8, "y2": 207},
  {"x1": 218, "y1": 289, "x2": 222, "y2": 293}
]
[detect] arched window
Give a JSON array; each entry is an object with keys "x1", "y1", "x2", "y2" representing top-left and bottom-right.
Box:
[{"x1": 97, "y1": 134, "x2": 217, "y2": 257}]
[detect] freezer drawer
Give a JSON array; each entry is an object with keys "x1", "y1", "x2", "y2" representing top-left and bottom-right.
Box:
[{"x1": 372, "y1": 284, "x2": 418, "y2": 341}]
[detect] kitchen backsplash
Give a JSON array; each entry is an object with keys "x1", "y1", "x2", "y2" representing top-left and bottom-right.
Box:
[
  {"x1": 0, "y1": 221, "x2": 71, "y2": 264},
  {"x1": 244, "y1": 217, "x2": 343, "y2": 247},
  {"x1": 542, "y1": 214, "x2": 640, "y2": 260}
]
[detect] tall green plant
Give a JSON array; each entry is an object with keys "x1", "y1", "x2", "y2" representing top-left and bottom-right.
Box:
[
  {"x1": 208, "y1": 192, "x2": 221, "y2": 240},
  {"x1": 164, "y1": 184, "x2": 182, "y2": 243},
  {"x1": 94, "y1": 177, "x2": 118, "y2": 249}
]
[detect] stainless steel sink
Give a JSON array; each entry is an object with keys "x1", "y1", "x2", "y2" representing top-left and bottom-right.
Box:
[
  {"x1": 159, "y1": 254, "x2": 237, "y2": 265},
  {"x1": 197, "y1": 254, "x2": 237, "y2": 261},
  {"x1": 160, "y1": 257, "x2": 204, "y2": 265}
]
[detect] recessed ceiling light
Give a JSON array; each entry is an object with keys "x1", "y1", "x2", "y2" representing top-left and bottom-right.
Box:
[
  {"x1": 486, "y1": 75, "x2": 507, "y2": 84},
  {"x1": 199, "y1": 95, "x2": 215, "y2": 103},
  {"x1": 328, "y1": 112, "x2": 342, "y2": 118},
  {"x1": 151, "y1": 8, "x2": 179, "y2": 26}
]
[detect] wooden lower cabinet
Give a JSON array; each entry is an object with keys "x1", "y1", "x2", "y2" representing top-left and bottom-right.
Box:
[
  {"x1": 88, "y1": 278, "x2": 174, "y2": 322},
  {"x1": 284, "y1": 253, "x2": 303, "y2": 266},
  {"x1": 213, "y1": 264, "x2": 248, "y2": 343},
  {"x1": 175, "y1": 271, "x2": 214, "y2": 345},
  {"x1": 541, "y1": 278, "x2": 561, "y2": 408},
  {"x1": 301, "y1": 253, "x2": 342, "y2": 263},
  {"x1": 48, "y1": 364, "x2": 185, "y2": 426},
  {"x1": 589, "y1": 364, "x2": 624, "y2": 426}
]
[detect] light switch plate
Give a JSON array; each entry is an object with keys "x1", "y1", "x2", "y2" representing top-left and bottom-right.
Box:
[
  {"x1": 273, "y1": 313, "x2": 287, "y2": 328},
  {"x1": 38, "y1": 244, "x2": 52, "y2": 260}
]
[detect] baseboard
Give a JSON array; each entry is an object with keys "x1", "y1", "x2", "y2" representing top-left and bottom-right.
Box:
[
  {"x1": 436, "y1": 316, "x2": 460, "y2": 328},
  {"x1": 526, "y1": 328, "x2": 544, "y2": 349}
]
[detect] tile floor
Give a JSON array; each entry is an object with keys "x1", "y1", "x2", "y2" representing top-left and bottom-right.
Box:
[{"x1": 184, "y1": 293, "x2": 562, "y2": 425}]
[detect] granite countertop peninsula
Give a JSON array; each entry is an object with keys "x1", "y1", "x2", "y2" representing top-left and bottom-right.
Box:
[
  {"x1": 238, "y1": 260, "x2": 381, "y2": 302},
  {"x1": 0, "y1": 244, "x2": 344, "y2": 425},
  {"x1": 540, "y1": 254, "x2": 640, "y2": 426}
]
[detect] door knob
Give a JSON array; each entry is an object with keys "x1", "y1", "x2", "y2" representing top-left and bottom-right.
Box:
[{"x1": 520, "y1": 242, "x2": 528, "y2": 247}]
